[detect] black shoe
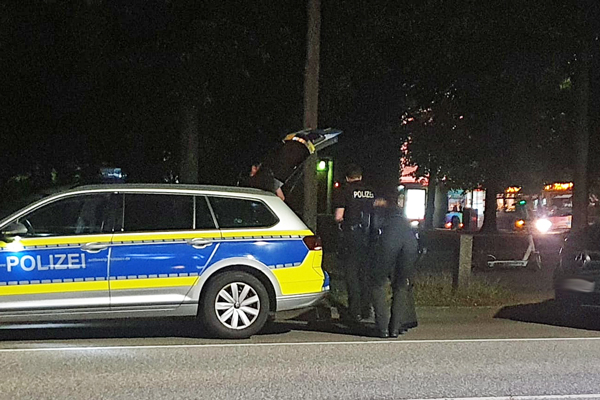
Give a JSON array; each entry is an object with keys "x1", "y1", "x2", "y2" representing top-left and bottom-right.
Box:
[
  {"x1": 388, "y1": 328, "x2": 407, "y2": 338},
  {"x1": 376, "y1": 330, "x2": 389, "y2": 338},
  {"x1": 389, "y1": 322, "x2": 411, "y2": 337}
]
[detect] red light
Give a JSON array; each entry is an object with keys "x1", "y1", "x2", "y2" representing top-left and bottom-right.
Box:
[
  {"x1": 334, "y1": 182, "x2": 340, "y2": 188},
  {"x1": 303, "y1": 235, "x2": 322, "y2": 251}
]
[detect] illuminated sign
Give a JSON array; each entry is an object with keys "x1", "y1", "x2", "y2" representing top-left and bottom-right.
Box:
[
  {"x1": 505, "y1": 186, "x2": 521, "y2": 194},
  {"x1": 404, "y1": 189, "x2": 426, "y2": 220},
  {"x1": 544, "y1": 182, "x2": 573, "y2": 191}
]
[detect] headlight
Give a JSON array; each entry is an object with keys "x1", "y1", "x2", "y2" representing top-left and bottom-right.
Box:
[
  {"x1": 410, "y1": 220, "x2": 419, "y2": 227},
  {"x1": 535, "y1": 218, "x2": 552, "y2": 233}
]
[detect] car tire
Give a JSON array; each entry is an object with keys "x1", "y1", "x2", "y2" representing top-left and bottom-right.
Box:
[{"x1": 200, "y1": 271, "x2": 270, "y2": 339}]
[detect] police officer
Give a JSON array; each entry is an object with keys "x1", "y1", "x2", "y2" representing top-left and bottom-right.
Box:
[
  {"x1": 239, "y1": 162, "x2": 285, "y2": 201},
  {"x1": 334, "y1": 164, "x2": 375, "y2": 324},
  {"x1": 370, "y1": 196, "x2": 419, "y2": 338}
]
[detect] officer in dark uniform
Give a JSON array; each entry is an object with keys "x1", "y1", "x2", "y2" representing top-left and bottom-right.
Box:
[
  {"x1": 334, "y1": 164, "x2": 375, "y2": 324},
  {"x1": 238, "y1": 162, "x2": 285, "y2": 201},
  {"x1": 370, "y1": 196, "x2": 419, "y2": 338}
]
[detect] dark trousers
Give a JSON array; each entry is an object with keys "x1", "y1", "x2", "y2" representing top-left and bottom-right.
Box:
[
  {"x1": 339, "y1": 229, "x2": 371, "y2": 319},
  {"x1": 371, "y1": 264, "x2": 417, "y2": 333},
  {"x1": 371, "y1": 225, "x2": 417, "y2": 332}
]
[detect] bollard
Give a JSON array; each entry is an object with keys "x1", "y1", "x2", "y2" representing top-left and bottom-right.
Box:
[{"x1": 453, "y1": 234, "x2": 473, "y2": 290}]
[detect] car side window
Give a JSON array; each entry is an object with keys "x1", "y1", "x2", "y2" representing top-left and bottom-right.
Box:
[
  {"x1": 208, "y1": 197, "x2": 278, "y2": 229},
  {"x1": 123, "y1": 194, "x2": 193, "y2": 232},
  {"x1": 195, "y1": 196, "x2": 217, "y2": 230},
  {"x1": 18, "y1": 194, "x2": 111, "y2": 237}
]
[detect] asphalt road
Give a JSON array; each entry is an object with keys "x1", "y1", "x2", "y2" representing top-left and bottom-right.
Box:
[{"x1": 2, "y1": 304, "x2": 600, "y2": 400}]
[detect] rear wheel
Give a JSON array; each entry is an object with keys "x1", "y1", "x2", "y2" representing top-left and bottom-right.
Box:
[{"x1": 200, "y1": 271, "x2": 270, "y2": 339}]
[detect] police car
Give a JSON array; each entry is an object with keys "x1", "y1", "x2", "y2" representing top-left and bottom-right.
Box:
[{"x1": 0, "y1": 184, "x2": 328, "y2": 339}]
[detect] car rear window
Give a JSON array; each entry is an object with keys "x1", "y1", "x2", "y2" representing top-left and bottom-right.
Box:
[{"x1": 208, "y1": 197, "x2": 278, "y2": 229}]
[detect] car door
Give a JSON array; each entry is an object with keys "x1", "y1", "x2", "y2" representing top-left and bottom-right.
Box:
[
  {"x1": 205, "y1": 196, "x2": 311, "y2": 289},
  {"x1": 0, "y1": 193, "x2": 112, "y2": 314},
  {"x1": 108, "y1": 193, "x2": 220, "y2": 309}
]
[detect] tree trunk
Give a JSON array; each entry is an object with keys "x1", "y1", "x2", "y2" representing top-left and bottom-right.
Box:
[
  {"x1": 179, "y1": 100, "x2": 199, "y2": 184},
  {"x1": 302, "y1": 0, "x2": 321, "y2": 231},
  {"x1": 572, "y1": 51, "x2": 590, "y2": 232},
  {"x1": 433, "y1": 181, "x2": 449, "y2": 228},
  {"x1": 424, "y1": 168, "x2": 437, "y2": 230},
  {"x1": 480, "y1": 182, "x2": 499, "y2": 233}
]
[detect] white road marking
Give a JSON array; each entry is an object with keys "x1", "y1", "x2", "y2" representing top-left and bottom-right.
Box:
[
  {"x1": 406, "y1": 395, "x2": 600, "y2": 400},
  {"x1": 1, "y1": 336, "x2": 600, "y2": 353}
]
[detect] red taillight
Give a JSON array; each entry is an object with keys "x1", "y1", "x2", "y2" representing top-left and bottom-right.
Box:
[{"x1": 303, "y1": 235, "x2": 322, "y2": 251}]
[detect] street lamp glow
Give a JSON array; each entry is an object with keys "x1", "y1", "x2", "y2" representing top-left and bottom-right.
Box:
[{"x1": 535, "y1": 218, "x2": 552, "y2": 233}]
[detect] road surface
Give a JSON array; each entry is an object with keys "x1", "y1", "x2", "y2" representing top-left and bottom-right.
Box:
[{"x1": 1, "y1": 304, "x2": 600, "y2": 399}]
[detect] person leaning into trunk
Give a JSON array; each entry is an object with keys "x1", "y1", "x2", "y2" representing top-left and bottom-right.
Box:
[
  {"x1": 239, "y1": 161, "x2": 285, "y2": 201},
  {"x1": 369, "y1": 195, "x2": 419, "y2": 338}
]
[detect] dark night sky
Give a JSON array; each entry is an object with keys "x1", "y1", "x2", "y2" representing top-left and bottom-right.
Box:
[{"x1": 1, "y1": 0, "x2": 599, "y2": 198}]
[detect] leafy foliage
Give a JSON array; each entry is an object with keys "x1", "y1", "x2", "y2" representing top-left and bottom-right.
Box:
[
  {"x1": 0, "y1": 0, "x2": 598, "y2": 210},
  {"x1": 398, "y1": 0, "x2": 593, "y2": 192}
]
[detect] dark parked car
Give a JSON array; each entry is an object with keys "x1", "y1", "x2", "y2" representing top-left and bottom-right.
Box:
[{"x1": 554, "y1": 223, "x2": 600, "y2": 306}]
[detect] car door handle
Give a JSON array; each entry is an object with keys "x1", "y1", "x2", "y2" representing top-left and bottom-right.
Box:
[
  {"x1": 81, "y1": 242, "x2": 109, "y2": 253},
  {"x1": 188, "y1": 239, "x2": 213, "y2": 249}
]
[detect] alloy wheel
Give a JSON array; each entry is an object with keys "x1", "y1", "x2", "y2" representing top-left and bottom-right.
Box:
[{"x1": 214, "y1": 282, "x2": 261, "y2": 330}]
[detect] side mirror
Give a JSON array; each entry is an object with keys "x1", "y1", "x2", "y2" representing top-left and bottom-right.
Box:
[{"x1": 1, "y1": 222, "x2": 28, "y2": 238}]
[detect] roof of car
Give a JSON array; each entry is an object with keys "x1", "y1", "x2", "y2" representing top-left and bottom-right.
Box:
[{"x1": 71, "y1": 184, "x2": 276, "y2": 196}]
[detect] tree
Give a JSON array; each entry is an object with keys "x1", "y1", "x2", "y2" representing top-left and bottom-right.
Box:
[
  {"x1": 396, "y1": 0, "x2": 597, "y2": 232},
  {"x1": 399, "y1": 88, "x2": 473, "y2": 229}
]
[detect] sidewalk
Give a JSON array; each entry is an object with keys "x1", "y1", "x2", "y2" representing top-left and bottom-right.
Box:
[{"x1": 284, "y1": 302, "x2": 600, "y2": 340}]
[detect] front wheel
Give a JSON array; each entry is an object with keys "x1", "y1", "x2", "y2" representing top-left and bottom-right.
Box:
[{"x1": 200, "y1": 271, "x2": 270, "y2": 339}]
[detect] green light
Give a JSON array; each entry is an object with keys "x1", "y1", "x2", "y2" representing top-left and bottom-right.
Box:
[
  {"x1": 317, "y1": 160, "x2": 327, "y2": 171},
  {"x1": 519, "y1": 200, "x2": 526, "y2": 205}
]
